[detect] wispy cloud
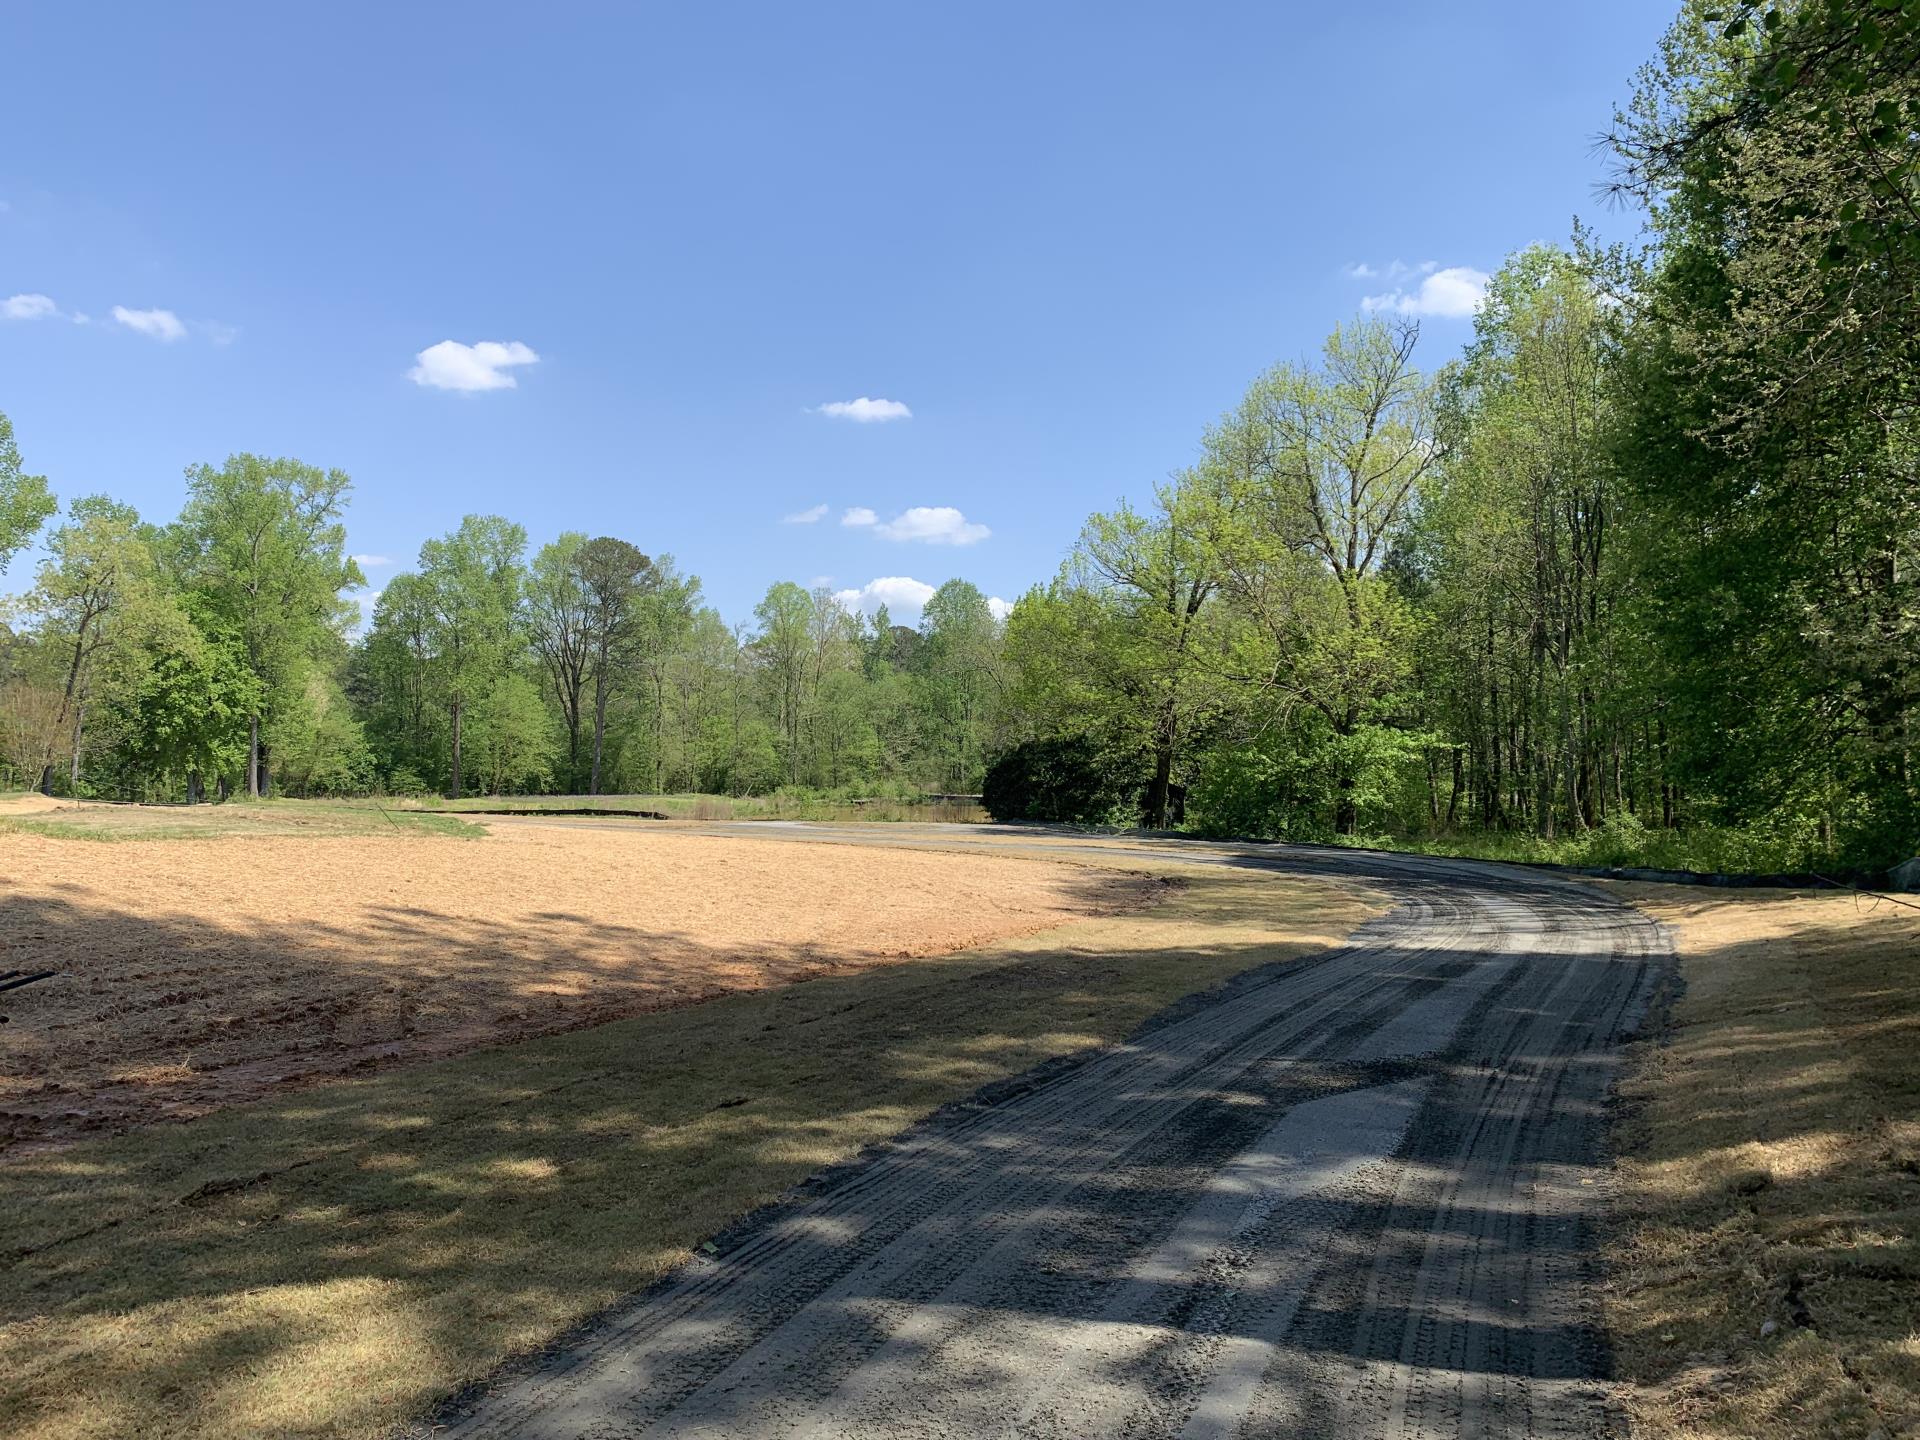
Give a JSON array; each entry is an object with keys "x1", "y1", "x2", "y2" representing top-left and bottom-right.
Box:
[
  {"x1": 874, "y1": 505, "x2": 989, "y2": 546},
  {"x1": 814, "y1": 396, "x2": 912, "y2": 423},
  {"x1": 351, "y1": 554, "x2": 392, "y2": 568},
  {"x1": 409, "y1": 339, "x2": 540, "y2": 392},
  {"x1": 14, "y1": 297, "x2": 228, "y2": 337},
  {"x1": 841, "y1": 506, "x2": 878, "y2": 528},
  {"x1": 112, "y1": 305, "x2": 188, "y2": 341},
  {"x1": 1355, "y1": 262, "x2": 1489, "y2": 319},
  {"x1": 2, "y1": 293, "x2": 58, "y2": 321},
  {"x1": 782, "y1": 503, "x2": 829, "y2": 525}
]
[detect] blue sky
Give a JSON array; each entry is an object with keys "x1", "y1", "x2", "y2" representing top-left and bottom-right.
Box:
[{"x1": 1, "y1": 1, "x2": 1674, "y2": 626}]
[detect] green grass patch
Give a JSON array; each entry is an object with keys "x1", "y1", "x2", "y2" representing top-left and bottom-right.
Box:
[
  {"x1": 1333, "y1": 815, "x2": 1855, "y2": 876},
  {"x1": 0, "y1": 800, "x2": 484, "y2": 842},
  {"x1": 398, "y1": 790, "x2": 987, "y2": 824}
]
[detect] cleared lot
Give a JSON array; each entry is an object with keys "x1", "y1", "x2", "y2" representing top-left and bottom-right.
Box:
[
  {"x1": 0, "y1": 823, "x2": 1152, "y2": 1152},
  {"x1": 0, "y1": 836, "x2": 1378, "y2": 1440}
]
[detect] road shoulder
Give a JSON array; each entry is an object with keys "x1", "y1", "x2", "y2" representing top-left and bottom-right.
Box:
[{"x1": 1603, "y1": 883, "x2": 1920, "y2": 1440}]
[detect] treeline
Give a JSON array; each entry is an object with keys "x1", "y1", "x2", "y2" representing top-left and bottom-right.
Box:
[
  {"x1": 989, "y1": 0, "x2": 1917, "y2": 870},
  {"x1": 1, "y1": 3, "x2": 1912, "y2": 870},
  {"x1": 0, "y1": 459, "x2": 1011, "y2": 802},
  {"x1": 352, "y1": 526, "x2": 1005, "y2": 798}
]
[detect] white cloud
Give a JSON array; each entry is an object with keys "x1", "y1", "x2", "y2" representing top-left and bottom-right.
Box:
[
  {"x1": 841, "y1": 506, "x2": 878, "y2": 527},
  {"x1": 833, "y1": 576, "x2": 938, "y2": 616},
  {"x1": 351, "y1": 554, "x2": 392, "y2": 568},
  {"x1": 200, "y1": 320, "x2": 240, "y2": 346},
  {"x1": 874, "y1": 505, "x2": 990, "y2": 546},
  {"x1": 1361, "y1": 265, "x2": 1489, "y2": 320},
  {"x1": 782, "y1": 503, "x2": 829, "y2": 525},
  {"x1": 987, "y1": 596, "x2": 1013, "y2": 621},
  {"x1": 408, "y1": 339, "x2": 540, "y2": 392},
  {"x1": 1341, "y1": 262, "x2": 1378, "y2": 280},
  {"x1": 3, "y1": 293, "x2": 58, "y2": 321},
  {"x1": 815, "y1": 396, "x2": 912, "y2": 423},
  {"x1": 112, "y1": 305, "x2": 187, "y2": 341}
]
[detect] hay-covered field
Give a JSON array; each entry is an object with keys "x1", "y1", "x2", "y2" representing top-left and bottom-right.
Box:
[
  {"x1": 0, "y1": 819, "x2": 1382, "y2": 1440},
  {"x1": 1606, "y1": 884, "x2": 1920, "y2": 1440},
  {"x1": 0, "y1": 820, "x2": 1152, "y2": 1153}
]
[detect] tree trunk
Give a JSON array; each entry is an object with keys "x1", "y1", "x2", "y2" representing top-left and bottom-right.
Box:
[
  {"x1": 188, "y1": 770, "x2": 203, "y2": 805},
  {"x1": 68, "y1": 702, "x2": 85, "y2": 791},
  {"x1": 1334, "y1": 776, "x2": 1358, "y2": 836},
  {"x1": 449, "y1": 698, "x2": 464, "y2": 800},
  {"x1": 248, "y1": 713, "x2": 262, "y2": 798},
  {"x1": 591, "y1": 673, "x2": 609, "y2": 796},
  {"x1": 1145, "y1": 745, "x2": 1173, "y2": 829}
]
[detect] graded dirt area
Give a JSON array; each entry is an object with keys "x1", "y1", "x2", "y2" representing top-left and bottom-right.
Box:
[{"x1": 0, "y1": 824, "x2": 1156, "y2": 1153}]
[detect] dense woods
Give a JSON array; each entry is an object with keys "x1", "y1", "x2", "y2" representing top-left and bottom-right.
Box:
[{"x1": 0, "y1": 1, "x2": 1913, "y2": 871}]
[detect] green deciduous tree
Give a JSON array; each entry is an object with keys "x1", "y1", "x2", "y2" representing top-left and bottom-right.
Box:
[
  {"x1": 175, "y1": 455, "x2": 360, "y2": 796},
  {"x1": 0, "y1": 411, "x2": 56, "y2": 576},
  {"x1": 575, "y1": 536, "x2": 657, "y2": 795},
  {"x1": 417, "y1": 515, "x2": 527, "y2": 799},
  {"x1": 1210, "y1": 317, "x2": 1442, "y2": 833}
]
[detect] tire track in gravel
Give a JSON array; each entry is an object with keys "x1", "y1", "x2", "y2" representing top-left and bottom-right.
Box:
[{"x1": 429, "y1": 826, "x2": 1668, "y2": 1440}]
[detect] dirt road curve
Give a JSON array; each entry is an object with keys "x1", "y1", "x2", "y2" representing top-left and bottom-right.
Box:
[{"x1": 434, "y1": 826, "x2": 1668, "y2": 1440}]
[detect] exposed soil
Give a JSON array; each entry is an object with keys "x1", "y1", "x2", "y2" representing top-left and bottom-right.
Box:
[{"x1": 0, "y1": 826, "x2": 1156, "y2": 1154}]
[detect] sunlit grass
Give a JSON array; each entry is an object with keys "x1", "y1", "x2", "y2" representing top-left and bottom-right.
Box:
[
  {"x1": 0, "y1": 800, "x2": 483, "y2": 841},
  {"x1": 1607, "y1": 885, "x2": 1920, "y2": 1439}
]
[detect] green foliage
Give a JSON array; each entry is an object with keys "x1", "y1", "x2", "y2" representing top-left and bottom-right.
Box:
[
  {"x1": 981, "y1": 735, "x2": 1143, "y2": 825},
  {"x1": 416, "y1": 514, "x2": 526, "y2": 798},
  {"x1": 1603, "y1": 0, "x2": 1919, "y2": 868},
  {"x1": 107, "y1": 616, "x2": 257, "y2": 790},
  {"x1": 173, "y1": 454, "x2": 360, "y2": 794},
  {"x1": 0, "y1": 410, "x2": 56, "y2": 575},
  {"x1": 271, "y1": 671, "x2": 376, "y2": 796},
  {"x1": 463, "y1": 670, "x2": 557, "y2": 795}
]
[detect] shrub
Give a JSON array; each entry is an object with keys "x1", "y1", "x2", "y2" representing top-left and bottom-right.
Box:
[{"x1": 981, "y1": 736, "x2": 1142, "y2": 825}]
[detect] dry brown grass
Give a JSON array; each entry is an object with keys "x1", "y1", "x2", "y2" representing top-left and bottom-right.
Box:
[
  {"x1": 0, "y1": 857, "x2": 1383, "y2": 1440},
  {"x1": 1605, "y1": 883, "x2": 1920, "y2": 1440},
  {"x1": 0, "y1": 826, "x2": 1151, "y2": 1153}
]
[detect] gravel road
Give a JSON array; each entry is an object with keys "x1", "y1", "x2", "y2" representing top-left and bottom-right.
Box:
[{"x1": 435, "y1": 826, "x2": 1667, "y2": 1440}]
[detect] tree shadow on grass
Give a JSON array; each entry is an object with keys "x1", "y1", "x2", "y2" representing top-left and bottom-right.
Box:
[
  {"x1": 0, "y1": 860, "x2": 1157, "y2": 1153},
  {"x1": 0, "y1": 866, "x2": 1329, "y2": 1438}
]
